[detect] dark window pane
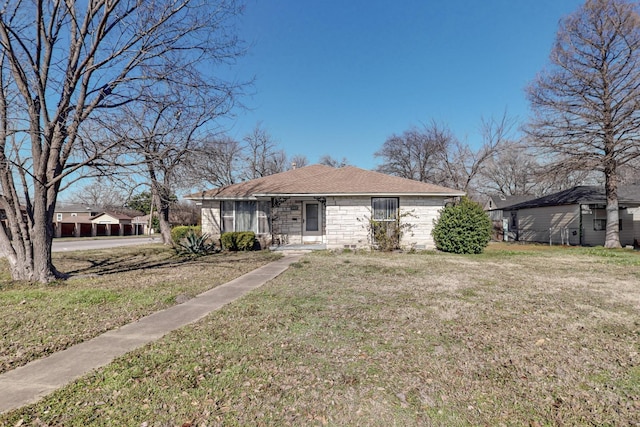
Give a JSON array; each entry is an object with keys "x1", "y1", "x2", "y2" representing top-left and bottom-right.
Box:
[
  {"x1": 306, "y1": 203, "x2": 319, "y2": 231},
  {"x1": 372, "y1": 197, "x2": 398, "y2": 220}
]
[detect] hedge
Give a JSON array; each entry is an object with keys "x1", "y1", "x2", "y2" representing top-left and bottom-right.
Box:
[{"x1": 220, "y1": 231, "x2": 256, "y2": 251}]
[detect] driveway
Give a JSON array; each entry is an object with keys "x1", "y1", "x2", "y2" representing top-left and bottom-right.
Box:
[{"x1": 52, "y1": 237, "x2": 161, "y2": 252}]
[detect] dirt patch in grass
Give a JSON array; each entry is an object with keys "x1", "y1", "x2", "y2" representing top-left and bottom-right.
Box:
[
  {"x1": 2, "y1": 247, "x2": 639, "y2": 426},
  {"x1": 0, "y1": 246, "x2": 281, "y2": 374}
]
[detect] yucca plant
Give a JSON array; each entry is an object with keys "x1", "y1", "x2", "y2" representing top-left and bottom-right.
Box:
[{"x1": 177, "y1": 231, "x2": 218, "y2": 257}]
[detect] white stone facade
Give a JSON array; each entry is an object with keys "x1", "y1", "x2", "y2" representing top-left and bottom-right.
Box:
[
  {"x1": 325, "y1": 196, "x2": 445, "y2": 250},
  {"x1": 201, "y1": 200, "x2": 222, "y2": 236},
  {"x1": 200, "y1": 196, "x2": 447, "y2": 250}
]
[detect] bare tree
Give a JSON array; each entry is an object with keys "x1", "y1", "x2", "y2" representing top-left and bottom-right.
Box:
[
  {"x1": 478, "y1": 141, "x2": 539, "y2": 197},
  {"x1": 181, "y1": 131, "x2": 306, "y2": 190},
  {"x1": 437, "y1": 115, "x2": 512, "y2": 195},
  {"x1": 290, "y1": 154, "x2": 309, "y2": 169},
  {"x1": 118, "y1": 80, "x2": 236, "y2": 245},
  {"x1": 618, "y1": 161, "x2": 640, "y2": 185},
  {"x1": 65, "y1": 178, "x2": 128, "y2": 209},
  {"x1": 171, "y1": 200, "x2": 200, "y2": 226},
  {"x1": 318, "y1": 155, "x2": 349, "y2": 168},
  {"x1": 478, "y1": 139, "x2": 601, "y2": 198},
  {"x1": 241, "y1": 124, "x2": 287, "y2": 179},
  {"x1": 526, "y1": 0, "x2": 640, "y2": 248},
  {"x1": 0, "y1": 0, "x2": 244, "y2": 282},
  {"x1": 186, "y1": 136, "x2": 244, "y2": 188},
  {"x1": 374, "y1": 122, "x2": 450, "y2": 182},
  {"x1": 375, "y1": 116, "x2": 511, "y2": 194}
]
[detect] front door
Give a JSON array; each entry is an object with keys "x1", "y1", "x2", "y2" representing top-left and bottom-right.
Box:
[{"x1": 302, "y1": 201, "x2": 323, "y2": 243}]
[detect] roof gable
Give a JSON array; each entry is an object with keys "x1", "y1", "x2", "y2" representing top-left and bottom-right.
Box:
[
  {"x1": 187, "y1": 164, "x2": 464, "y2": 199},
  {"x1": 91, "y1": 211, "x2": 133, "y2": 221},
  {"x1": 485, "y1": 194, "x2": 537, "y2": 210}
]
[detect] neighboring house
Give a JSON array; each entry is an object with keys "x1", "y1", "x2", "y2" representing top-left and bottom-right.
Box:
[
  {"x1": 185, "y1": 164, "x2": 464, "y2": 250},
  {"x1": 90, "y1": 212, "x2": 143, "y2": 236},
  {"x1": 484, "y1": 194, "x2": 537, "y2": 241},
  {"x1": 53, "y1": 204, "x2": 146, "y2": 237},
  {"x1": 53, "y1": 204, "x2": 101, "y2": 237},
  {"x1": 502, "y1": 185, "x2": 640, "y2": 246},
  {"x1": 484, "y1": 195, "x2": 538, "y2": 221}
]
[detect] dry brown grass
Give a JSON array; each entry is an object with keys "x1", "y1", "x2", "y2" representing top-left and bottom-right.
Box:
[{"x1": 2, "y1": 244, "x2": 639, "y2": 426}]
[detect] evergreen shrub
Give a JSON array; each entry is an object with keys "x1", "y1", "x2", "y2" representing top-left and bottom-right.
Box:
[
  {"x1": 220, "y1": 231, "x2": 256, "y2": 251},
  {"x1": 171, "y1": 226, "x2": 201, "y2": 245},
  {"x1": 432, "y1": 197, "x2": 491, "y2": 254}
]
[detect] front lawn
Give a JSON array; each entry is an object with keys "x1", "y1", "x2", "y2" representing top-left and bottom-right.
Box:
[
  {"x1": 2, "y1": 244, "x2": 639, "y2": 425},
  {"x1": 0, "y1": 246, "x2": 281, "y2": 374}
]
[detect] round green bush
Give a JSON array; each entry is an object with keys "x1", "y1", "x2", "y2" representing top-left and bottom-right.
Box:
[
  {"x1": 432, "y1": 197, "x2": 491, "y2": 254},
  {"x1": 171, "y1": 225, "x2": 201, "y2": 245}
]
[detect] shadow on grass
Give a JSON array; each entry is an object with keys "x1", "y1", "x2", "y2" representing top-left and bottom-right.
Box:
[{"x1": 59, "y1": 250, "x2": 253, "y2": 277}]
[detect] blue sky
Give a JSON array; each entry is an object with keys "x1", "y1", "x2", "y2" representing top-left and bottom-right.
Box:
[{"x1": 221, "y1": 0, "x2": 585, "y2": 170}]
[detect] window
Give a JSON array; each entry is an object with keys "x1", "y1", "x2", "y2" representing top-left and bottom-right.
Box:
[
  {"x1": 371, "y1": 198, "x2": 399, "y2": 246},
  {"x1": 222, "y1": 201, "x2": 234, "y2": 232},
  {"x1": 372, "y1": 197, "x2": 399, "y2": 221},
  {"x1": 221, "y1": 201, "x2": 270, "y2": 234},
  {"x1": 56, "y1": 213, "x2": 62, "y2": 221},
  {"x1": 594, "y1": 219, "x2": 606, "y2": 231}
]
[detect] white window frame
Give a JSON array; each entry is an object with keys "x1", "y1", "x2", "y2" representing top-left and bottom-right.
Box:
[
  {"x1": 221, "y1": 201, "x2": 270, "y2": 234},
  {"x1": 56, "y1": 213, "x2": 63, "y2": 221}
]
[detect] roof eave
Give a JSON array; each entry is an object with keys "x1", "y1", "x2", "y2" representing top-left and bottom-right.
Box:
[
  {"x1": 188, "y1": 191, "x2": 465, "y2": 200},
  {"x1": 258, "y1": 192, "x2": 465, "y2": 197}
]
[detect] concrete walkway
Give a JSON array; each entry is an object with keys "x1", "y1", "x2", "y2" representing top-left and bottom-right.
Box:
[{"x1": 0, "y1": 253, "x2": 304, "y2": 414}]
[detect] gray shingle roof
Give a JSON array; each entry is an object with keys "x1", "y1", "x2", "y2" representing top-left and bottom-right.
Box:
[
  {"x1": 503, "y1": 185, "x2": 640, "y2": 210},
  {"x1": 486, "y1": 194, "x2": 537, "y2": 210}
]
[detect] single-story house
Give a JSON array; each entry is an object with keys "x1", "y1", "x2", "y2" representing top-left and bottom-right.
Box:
[
  {"x1": 483, "y1": 194, "x2": 537, "y2": 241},
  {"x1": 90, "y1": 212, "x2": 145, "y2": 236},
  {"x1": 52, "y1": 204, "x2": 148, "y2": 237},
  {"x1": 185, "y1": 164, "x2": 464, "y2": 250},
  {"x1": 483, "y1": 194, "x2": 538, "y2": 221},
  {"x1": 501, "y1": 185, "x2": 640, "y2": 246}
]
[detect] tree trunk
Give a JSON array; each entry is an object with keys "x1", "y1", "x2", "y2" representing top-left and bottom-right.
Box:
[
  {"x1": 158, "y1": 202, "x2": 172, "y2": 246},
  {"x1": 30, "y1": 214, "x2": 60, "y2": 282},
  {"x1": 151, "y1": 186, "x2": 173, "y2": 246},
  {"x1": 1, "y1": 183, "x2": 64, "y2": 283},
  {"x1": 604, "y1": 159, "x2": 621, "y2": 249}
]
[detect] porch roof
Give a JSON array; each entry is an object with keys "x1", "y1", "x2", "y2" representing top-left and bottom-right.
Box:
[{"x1": 186, "y1": 164, "x2": 464, "y2": 200}]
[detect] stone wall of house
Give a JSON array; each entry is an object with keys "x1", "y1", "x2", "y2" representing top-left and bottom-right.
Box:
[
  {"x1": 201, "y1": 200, "x2": 221, "y2": 237},
  {"x1": 200, "y1": 196, "x2": 447, "y2": 249},
  {"x1": 271, "y1": 199, "x2": 303, "y2": 245},
  {"x1": 325, "y1": 197, "x2": 370, "y2": 249},
  {"x1": 402, "y1": 196, "x2": 447, "y2": 249},
  {"x1": 325, "y1": 196, "x2": 446, "y2": 250}
]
